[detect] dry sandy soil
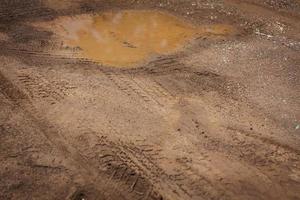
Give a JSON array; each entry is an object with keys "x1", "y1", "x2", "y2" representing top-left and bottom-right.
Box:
[{"x1": 0, "y1": 0, "x2": 300, "y2": 200}]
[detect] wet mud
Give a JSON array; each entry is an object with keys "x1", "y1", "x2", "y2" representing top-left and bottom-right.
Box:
[
  {"x1": 0, "y1": 0, "x2": 299, "y2": 200},
  {"x1": 34, "y1": 10, "x2": 236, "y2": 67}
]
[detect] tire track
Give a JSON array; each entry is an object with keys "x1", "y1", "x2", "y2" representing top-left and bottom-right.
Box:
[
  {"x1": 129, "y1": 56, "x2": 187, "y2": 76},
  {"x1": 100, "y1": 124, "x2": 193, "y2": 200},
  {"x1": 73, "y1": 123, "x2": 197, "y2": 200},
  {"x1": 75, "y1": 131, "x2": 164, "y2": 200},
  {"x1": 1, "y1": 63, "x2": 183, "y2": 199},
  {"x1": 0, "y1": 69, "x2": 140, "y2": 200},
  {"x1": 15, "y1": 69, "x2": 74, "y2": 105},
  {"x1": 176, "y1": 109, "x2": 300, "y2": 190},
  {"x1": 100, "y1": 69, "x2": 165, "y2": 114}
]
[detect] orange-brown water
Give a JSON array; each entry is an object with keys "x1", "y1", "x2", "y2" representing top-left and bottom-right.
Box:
[{"x1": 35, "y1": 10, "x2": 236, "y2": 67}]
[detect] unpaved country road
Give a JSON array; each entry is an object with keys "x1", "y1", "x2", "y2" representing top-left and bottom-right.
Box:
[{"x1": 0, "y1": 0, "x2": 300, "y2": 200}]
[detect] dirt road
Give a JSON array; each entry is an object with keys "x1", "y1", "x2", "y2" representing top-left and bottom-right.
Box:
[{"x1": 0, "y1": 0, "x2": 300, "y2": 200}]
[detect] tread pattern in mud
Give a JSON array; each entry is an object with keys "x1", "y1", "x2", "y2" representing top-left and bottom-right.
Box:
[
  {"x1": 98, "y1": 57, "x2": 184, "y2": 114},
  {"x1": 4, "y1": 48, "x2": 79, "y2": 60},
  {"x1": 74, "y1": 121, "x2": 237, "y2": 200},
  {"x1": 100, "y1": 70, "x2": 170, "y2": 114},
  {"x1": 75, "y1": 130, "x2": 165, "y2": 200},
  {"x1": 15, "y1": 70, "x2": 75, "y2": 105},
  {"x1": 1, "y1": 66, "x2": 169, "y2": 199},
  {"x1": 1, "y1": 0, "x2": 300, "y2": 199},
  {"x1": 177, "y1": 110, "x2": 300, "y2": 190},
  {"x1": 125, "y1": 56, "x2": 188, "y2": 76}
]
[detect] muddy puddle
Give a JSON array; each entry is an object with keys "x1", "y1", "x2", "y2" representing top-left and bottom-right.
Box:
[{"x1": 35, "y1": 10, "x2": 236, "y2": 67}]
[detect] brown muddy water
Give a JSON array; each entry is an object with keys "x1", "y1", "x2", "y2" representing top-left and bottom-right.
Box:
[{"x1": 34, "y1": 10, "x2": 236, "y2": 67}]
